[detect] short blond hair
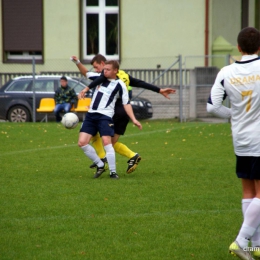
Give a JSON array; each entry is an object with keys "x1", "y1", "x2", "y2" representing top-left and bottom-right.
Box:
[{"x1": 105, "y1": 60, "x2": 119, "y2": 70}]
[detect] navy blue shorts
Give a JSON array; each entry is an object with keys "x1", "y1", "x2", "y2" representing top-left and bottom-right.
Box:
[
  {"x1": 80, "y1": 112, "x2": 114, "y2": 137},
  {"x1": 236, "y1": 155, "x2": 260, "y2": 180}
]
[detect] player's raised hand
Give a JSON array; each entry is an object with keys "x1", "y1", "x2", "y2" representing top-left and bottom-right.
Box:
[
  {"x1": 159, "y1": 88, "x2": 176, "y2": 99},
  {"x1": 70, "y1": 56, "x2": 80, "y2": 64}
]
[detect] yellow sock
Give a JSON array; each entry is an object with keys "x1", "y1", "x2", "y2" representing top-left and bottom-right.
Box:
[
  {"x1": 90, "y1": 133, "x2": 106, "y2": 158},
  {"x1": 114, "y1": 142, "x2": 136, "y2": 159}
]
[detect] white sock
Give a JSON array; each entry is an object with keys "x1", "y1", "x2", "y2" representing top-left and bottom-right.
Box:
[
  {"x1": 104, "y1": 144, "x2": 116, "y2": 174},
  {"x1": 236, "y1": 198, "x2": 260, "y2": 248},
  {"x1": 241, "y1": 199, "x2": 260, "y2": 247},
  {"x1": 252, "y1": 227, "x2": 260, "y2": 247},
  {"x1": 81, "y1": 144, "x2": 104, "y2": 167},
  {"x1": 241, "y1": 199, "x2": 260, "y2": 246},
  {"x1": 242, "y1": 199, "x2": 253, "y2": 216}
]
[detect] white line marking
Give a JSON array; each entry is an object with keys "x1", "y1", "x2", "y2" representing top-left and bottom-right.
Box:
[
  {"x1": 0, "y1": 123, "x2": 219, "y2": 156},
  {"x1": 0, "y1": 208, "x2": 240, "y2": 222}
]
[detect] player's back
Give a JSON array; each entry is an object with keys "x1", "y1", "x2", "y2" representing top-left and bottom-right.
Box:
[
  {"x1": 224, "y1": 58, "x2": 260, "y2": 123},
  {"x1": 223, "y1": 56, "x2": 260, "y2": 155}
]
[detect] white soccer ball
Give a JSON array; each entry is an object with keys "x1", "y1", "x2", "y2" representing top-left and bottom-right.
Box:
[{"x1": 61, "y1": 113, "x2": 79, "y2": 129}]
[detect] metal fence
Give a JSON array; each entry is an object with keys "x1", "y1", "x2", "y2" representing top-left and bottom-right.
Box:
[{"x1": 183, "y1": 55, "x2": 231, "y2": 123}]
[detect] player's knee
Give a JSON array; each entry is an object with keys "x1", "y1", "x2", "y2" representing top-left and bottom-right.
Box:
[
  {"x1": 102, "y1": 138, "x2": 111, "y2": 146},
  {"x1": 103, "y1": 141, "x2": 108, "y2": 146},
  {"x1": 78, "y1": 140, "x2": 87, "y2": 147}
]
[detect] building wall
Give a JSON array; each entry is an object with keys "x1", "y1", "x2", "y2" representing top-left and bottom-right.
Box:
[
  {"x1": 248, "y1": 0, "x2": 256, "y2": 27},
  {"x1": 211, "y1": 0, "x2": 256, "y2": 47},
  {"x1": 40, "y1": 0, "x2": 80, "y2": 71},
  {"x1": 43, "y1": 0, "x2": 80, "y2": 60},
  {"x1": 0, "y1": 0, "x2": 2, "y2": 63},
  {"x1": 211, "y1": 0, "x2": 241, "y2": 47},
  {"x1": 120, "y1": 0, "x2": 205, "y2": 69},
  {"x1": 0, "y1": 0, "x2": 257, "y2": 73}
]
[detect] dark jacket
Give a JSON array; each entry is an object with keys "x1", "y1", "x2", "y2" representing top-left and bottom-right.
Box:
[{"x1": 54, "y1": 85, "x2": 77, "y2": 104}]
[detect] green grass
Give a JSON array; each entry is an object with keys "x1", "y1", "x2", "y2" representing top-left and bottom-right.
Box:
[{"x1": 0, "y1": 120, "x2": 242, "y2": 259}]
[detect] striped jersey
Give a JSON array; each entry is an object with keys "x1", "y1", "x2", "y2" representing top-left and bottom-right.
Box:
[
  {"x1": 86, "y1": 72, "x2": 129, "y2": 118},
  {"x1": 208, "y1": 54, "x2": 260, "y2": 156}
]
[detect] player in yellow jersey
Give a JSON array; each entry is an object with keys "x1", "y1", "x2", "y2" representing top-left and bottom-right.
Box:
[{"x1": 71, "y1": 54, "x2": 175, "y2": 173}]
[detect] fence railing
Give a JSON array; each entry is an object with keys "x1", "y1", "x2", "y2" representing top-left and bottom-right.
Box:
[
  {"x1": 0, "y1": 69, "x2": 184, "y2": 88},
  {"x1": 123, "y1": 69, "x2": 181, "y2": 87}
]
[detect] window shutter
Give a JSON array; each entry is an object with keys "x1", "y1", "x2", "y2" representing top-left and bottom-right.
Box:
[{"x1": 2, "y1": 0, "x2": 43, "y2": 51}]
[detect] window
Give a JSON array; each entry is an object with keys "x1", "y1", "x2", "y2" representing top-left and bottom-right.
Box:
[
  {"x1": 68, "y1": 80, "x2": 85, "y2": 93},
  {"x1": 2, "y1": 0, "x2": 43, "y2": 63},
  {"x1": 7, "y1": 80, "x2": 31, "y2": 92},
  {"x1": 68, "y1": 79, "x2": 93, "y2": 96},
  {"x1": 82, "y1": 0, "x2": 119, "y2": 61},
  {"x1": 34, "y1": 80, "x2": 55, "y2": 92}
]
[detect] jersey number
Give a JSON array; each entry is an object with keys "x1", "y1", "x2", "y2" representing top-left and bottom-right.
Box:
[{"x1": 241, "y1": 90, "x2": 252, "y2": 112}]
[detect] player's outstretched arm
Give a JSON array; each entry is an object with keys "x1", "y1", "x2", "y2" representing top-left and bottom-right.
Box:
[
  {"x1": 129, "y1": 75, "x2": 176, "y2": 99},
  {"x1": 129, "y1": 76, "x2": 160, "y2": 93},
  {"x1": 70, "y1": 56, "x2": 88, "y2": 76},
  {"x1": 123, "y1": 104, "x2": 142, "y2": 130},
  {"x1": 88, "y1": 73, "x2": 106, "y2": 89},
  {"x1": 159, "y1": 88, "x2": 176, "y2": 99}
]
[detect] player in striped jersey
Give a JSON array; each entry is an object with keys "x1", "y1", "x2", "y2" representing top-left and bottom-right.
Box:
[
  {"x1": 71, "y1": 54, "x2": 175, "y2": 173},
  {"x1": 78, "y1": 60, "x2": 142, "y2": 179},
  {"x1": 207, "y1": 27, "x2": 260, "y2": 260}
]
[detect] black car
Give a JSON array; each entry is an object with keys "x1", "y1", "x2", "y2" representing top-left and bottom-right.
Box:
[
  {"x1": 0, "y1": 75, "x2": 91, "y2": 122},
  {"x1": 0, "y1": 75, "x2": 153, "y2": 122},
  {"x1": 130, "y1": 97, "x2": 153, "y2": 119}
]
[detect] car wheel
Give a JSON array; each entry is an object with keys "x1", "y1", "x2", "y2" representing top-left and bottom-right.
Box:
[{"x1": 7, "y1": 106, "x2": 31, "y2": 122}]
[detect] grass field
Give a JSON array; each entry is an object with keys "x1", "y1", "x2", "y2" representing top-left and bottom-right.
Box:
[{"x1": 0, "y1": 120, "x2": 243, "y2": 260}]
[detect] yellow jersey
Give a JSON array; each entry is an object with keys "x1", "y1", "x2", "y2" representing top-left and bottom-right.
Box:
[{"x1": 117, "y1": 70, "x2": 130, "y2": 88}]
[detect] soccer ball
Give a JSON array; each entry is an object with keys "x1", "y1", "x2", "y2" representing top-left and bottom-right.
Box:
[{"x1": 61, "y1": 113, "x2": 79, "y2": 129}]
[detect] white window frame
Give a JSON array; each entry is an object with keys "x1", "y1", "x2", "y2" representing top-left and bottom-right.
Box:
[{"x1": 82, "y1": 0, "x2": 119, "y2": 60}]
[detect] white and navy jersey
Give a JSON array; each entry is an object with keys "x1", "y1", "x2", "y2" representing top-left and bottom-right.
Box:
[
  {"x1": 86, "y1": 72, "x2": 129, "y2": 118},
  {"x1": 208, "y1": 54, "x2": 260, "y2": 156}
]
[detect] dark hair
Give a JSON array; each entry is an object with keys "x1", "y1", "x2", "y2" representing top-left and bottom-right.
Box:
[
  {"x1": 91, "y1": 54, "x2": 107, "y2": 65},
  {"x1": 105, "y1": 60, "x2": 119, "y2": 70},
  {"x1": 237, "y1": 27, "x2": 260, "y2": 54},
  {"x1": 60, "y1": 76, "x2": 67, "y2": 81}
]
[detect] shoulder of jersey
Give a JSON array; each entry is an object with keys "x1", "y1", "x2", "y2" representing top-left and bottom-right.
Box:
[
  {"x1": 87, "y1": 71, "x2": 100, "y2": 76},
  {"x1": 117, "y1": 69, "x2": 128, "y2": 77}
]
